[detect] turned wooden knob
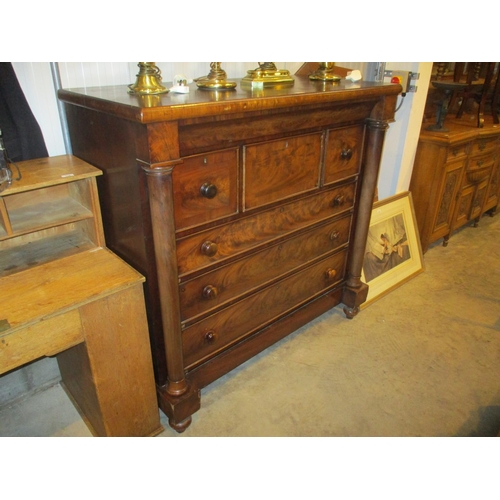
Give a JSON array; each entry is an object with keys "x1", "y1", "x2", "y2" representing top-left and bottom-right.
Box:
[
  {"x1": 325, "y1": 268, "x2": 337, "y2": 280},
  {"x1": 200, "y1": 182, "x2": 218, "y2": 199},
  {"x1": 201, "y1": 241, "x2": 218, "y2": 257},
  {"x1": 340, "y1": 148, "x2": 353, "y2": 160},
  {"x1": 329, "y1": 230, "x2": 340, "y2": 241},
  {"x1": 333, "y1": 194, "x2": 345, "y2": 206},
  {"x1": 204, "y1": 330, "x2": 217, "y2": 344},
  {"x1": 202, "y1": 285, "x2": 218, "y2": 300}
]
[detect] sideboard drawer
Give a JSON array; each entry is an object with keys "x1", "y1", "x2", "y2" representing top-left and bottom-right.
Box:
[
  {"x1": 176, "y1": 182, "x2": 356, "y2": 276},
  {"x1": 323, "y1": 125, "x2": 364, "y2": 185},
  {"x1": 446, "y1": 143, "x2": 469, "y2": 161},
  {"x1": 179, "y1": 213, "x2": 352, "y2": 322},
  {"x1": 471, "y1": 136, "x2": 499, "y2": 156},
  {"x1": 182, "y1": 249, "x2": 348, "y2": 370},
  {"x1": 243, "y1": 133, "x2": 322, "y2": 210},
  {"x1": 173, "y1": 148, "x2": 238, "y2": 230}
]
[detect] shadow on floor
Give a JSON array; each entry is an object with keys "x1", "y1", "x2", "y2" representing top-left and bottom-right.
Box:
[{"x1": 456, "y1": 405, "x2": 500, "y2": 437}]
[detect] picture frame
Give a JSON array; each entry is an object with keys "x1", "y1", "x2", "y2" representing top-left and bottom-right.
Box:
[{"x1": 361, "y1": 191, "x2": 424, "y2": 308}]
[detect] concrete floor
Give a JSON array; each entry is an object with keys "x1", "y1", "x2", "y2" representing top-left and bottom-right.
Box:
[{"x1": 1, "y1": 212, "x2": 500, "y2": 437}]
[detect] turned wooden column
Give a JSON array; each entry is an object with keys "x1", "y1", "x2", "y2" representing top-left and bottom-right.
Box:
[
  {"x1": 342, "y1": 118, "x2": 389, "y2": 318},
  {"x1": 142, "y1": 163, "x2": 200, "y2": 432}
]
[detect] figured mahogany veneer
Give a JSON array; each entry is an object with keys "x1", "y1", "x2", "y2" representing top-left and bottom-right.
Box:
[{"x1": 59, "y1": 77, "x2": 399, "y2": 432}]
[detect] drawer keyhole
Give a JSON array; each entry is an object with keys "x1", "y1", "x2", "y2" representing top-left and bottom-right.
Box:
[
  {"x1": 200, "y1": 183, "x2": 218, "y2": 199},
  {"x1": 201, "y1": 241, "x2": 218, "y2": 257}
]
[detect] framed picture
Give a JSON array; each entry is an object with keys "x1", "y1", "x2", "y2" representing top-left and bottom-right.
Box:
[{"x1": 361, "y1": 191, "x2": 424, "y2": 308}]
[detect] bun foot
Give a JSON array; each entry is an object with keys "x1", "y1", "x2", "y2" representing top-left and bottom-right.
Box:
[
  {"x1": 169, "y1": 416, "x2": 192, "y2": 433},
  {"x1": 343, "y1": 306, "x2": 359, "y2": 319}
]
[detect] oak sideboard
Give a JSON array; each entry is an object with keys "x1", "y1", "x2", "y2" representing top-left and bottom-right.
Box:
[
  {"x1": 410, "y1": 118, "x2": 500, "y2": 253},
  {"x1": 59, "y1": 75, "x2": 400, "y2": 431}
]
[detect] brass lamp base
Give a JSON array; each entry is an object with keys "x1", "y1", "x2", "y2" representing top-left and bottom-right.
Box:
[
  {"x1": 241, "y1": 62, "x2": 294, "y2": 88},
  {"x1": 128, "y1": 62, "x2": 169, "y2": 95},
  {"x1": 309, "y1": 62, "x2": 341, "y2": 82},
  {"x1": 195, "y1": 63, "x2": 236, "y2": 90}
]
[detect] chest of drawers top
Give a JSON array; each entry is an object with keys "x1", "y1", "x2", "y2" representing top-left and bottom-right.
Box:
[{"x1": 59, "y1": 77, "x2": 399, "y2": 124}]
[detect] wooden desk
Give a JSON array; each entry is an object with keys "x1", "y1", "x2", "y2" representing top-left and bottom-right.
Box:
[
  {"x1": 0, "y1": 156, "x2": 162, "y2": 436},
  {"x1": 0, "y1": 247, "x2": 162, "y2": 437}
]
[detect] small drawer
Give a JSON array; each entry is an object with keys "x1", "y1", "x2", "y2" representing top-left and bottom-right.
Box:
[
  {"x1": 182, "y1": 249, "x2": 348, "y2": 370},
  {"x1": 446, "y1": 143, "x2": 468, "y2": 161},
  {"x1": 471, "y1": 137, "x2": 498, "y2": 156},
  {"x1": 176, "y1": 182, "x2": 356, "y2": 276},
  {"x1": 243, "y1": 133, "x2": 322, "y2": 210},
  {"x1": 468, "y1": 154, "x2": 495, "y2": 171},
  {"x1": 323, "y1": 125, "x2": 364, "y2": 185},
  {"x1": 179, "y1": 213, "x2": 352, "y2": 322},
  {"x1": 465, "y1": 155, "x2": 494, "y2": 186},
  {"x1": 172, "y1": 149, "x2": 238, "y2": 230}
]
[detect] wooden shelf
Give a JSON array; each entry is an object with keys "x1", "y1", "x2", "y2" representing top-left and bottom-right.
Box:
[
  {"x1": 0, "y1": 155, "x2": 104, "y2": 277},
  {"x1": 0, "y1": 226, "x2": 96, "y2": 276}
]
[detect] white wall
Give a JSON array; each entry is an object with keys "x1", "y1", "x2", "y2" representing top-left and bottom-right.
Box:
[{"x1": 377, "y1": 62, "x2": 433, "y2": 199}]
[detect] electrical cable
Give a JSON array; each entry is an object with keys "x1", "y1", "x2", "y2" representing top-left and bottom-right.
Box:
[{"x1": 394, "y1": 93, "x2": 406, "y2": 113}]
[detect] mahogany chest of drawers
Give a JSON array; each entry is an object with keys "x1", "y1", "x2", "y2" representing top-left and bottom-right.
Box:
[{"x1": 59, "y1": 76, "x2": 399, "y2": 431}]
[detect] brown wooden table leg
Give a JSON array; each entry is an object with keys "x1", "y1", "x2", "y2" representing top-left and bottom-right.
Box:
[{"x1": 57, "y1": 284, "x2": 163, "y2": 437}]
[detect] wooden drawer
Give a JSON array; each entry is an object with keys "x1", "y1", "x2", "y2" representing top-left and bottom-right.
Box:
[
  {"x1": 471, "y1": 136, "x2": 498, "y2": 156},
  {"x1": 179, "y1": 213, "x2": 352, "y2": 323},
  {"x1": 463, "y1": 154, "x2": 494, "y2": 188},
  {"x1": 468, "y1": 153, "x2": 495, "y2": 172},
  {"x1": 243, "y1": 133, "x2": 322, "y2": 210},
  {"x1": 176, "y1": 182, "x2": 356, "y2": 276},
  {"x1": 323, "y1": 125, "x2": 364, "y2": 185},
  {"x1": 172, "y1": 149, "x2": 238, "y2": 230},
  {"x1": 182, "y1": 249, "x2": 348, "y2": 370},
  {"x1": 446, "y1": 143, "x2": 469, "y2": 162}
]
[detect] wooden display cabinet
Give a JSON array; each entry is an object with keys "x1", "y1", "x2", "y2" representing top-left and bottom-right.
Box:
[{"x1": 410, "y1": 119, "x2": 500, "y2": 252}]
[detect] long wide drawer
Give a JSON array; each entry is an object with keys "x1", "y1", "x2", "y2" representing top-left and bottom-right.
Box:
[
  {"x1": 182, "y1": 249, "x2": 348, "y2": 370},
  {"x1": 176, "y1": 182, "x2": 356, "y2": 277},
  {"x1": 179, "y1": 213, "x2": 352, "y2": 323}
]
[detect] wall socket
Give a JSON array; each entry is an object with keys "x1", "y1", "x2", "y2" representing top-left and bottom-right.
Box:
[{"x1": 383, "y1": 70, "x2": 419, "y2": 93}]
